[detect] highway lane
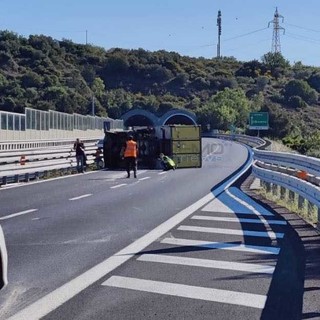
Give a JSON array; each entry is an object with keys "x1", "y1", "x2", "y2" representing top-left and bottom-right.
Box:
[{"x1": 0, "y1": 138, "x2": 249, "y2": 318}]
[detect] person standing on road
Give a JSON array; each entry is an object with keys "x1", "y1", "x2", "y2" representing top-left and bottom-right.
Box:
[
  {"x1": 123, "y1": 135, "x2": 138, "y2": 178},
  {"x1": 73, "y1": 138, "x2": 85, "y2": 173}
]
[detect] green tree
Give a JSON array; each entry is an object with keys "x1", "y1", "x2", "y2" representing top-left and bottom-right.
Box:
[
  {"x1": 43, "y1": 86, "x2": 67, "y2": 101},
  {"x1": 91, "y1": 77, "x2": 105, "y2": 98},
  {"x1": 21, "y1": 71, "x2": 43, "y2": 88},
  {"x1": 236, "y1": 60, "x2": 267, "y2": 78},
  {"x1": 308, "y1": 72, "x2": 320, "y2": 92},
  {"x1": 197, "y1": 88, "x2": 251, "y2": 130},
  {"x1": 283, "y1": 79, "x2": 318, "y2": 105},
  {"x1": 261, "y1": 52, "x2": 290, "y2": 76}
]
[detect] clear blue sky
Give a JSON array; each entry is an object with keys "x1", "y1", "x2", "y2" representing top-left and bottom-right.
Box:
[{"x1": 2, "y1": 0, "x2": 320, "y2": 66}]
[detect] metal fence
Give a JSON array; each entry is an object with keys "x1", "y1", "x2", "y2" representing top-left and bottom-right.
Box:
[{"x1": 0, "y1": 108, "x2": 123, "y2": 142}]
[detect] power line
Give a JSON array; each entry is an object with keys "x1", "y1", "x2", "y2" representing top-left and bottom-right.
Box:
[
  {"x1": 285, "y1": 32, "x2": 320, "y2": 45},
  {"x1": 224, "y1": 38, "x2": 270, "y2": 53},
  {"x1": 285, "y1": 23, "x2": 320, "y2": 33},
  {"x1": 198, "y1": 27, "x2": 269, "y2": 48},
  {"x1": 223, "y1": 27, "x2": 268, "y2": 42}
]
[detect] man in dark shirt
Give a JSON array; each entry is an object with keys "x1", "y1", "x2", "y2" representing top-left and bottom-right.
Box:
[{"x1": 73, "y1": 138, "x2": 85, "y2": 173}]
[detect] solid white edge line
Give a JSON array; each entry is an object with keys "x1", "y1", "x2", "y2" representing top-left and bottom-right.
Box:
[
  {"x1": 69, "y1": 194, "x2": 92, "y2": 201},
  {"x1": 110, "y1": 184, "x2": 127, "y2": 189},
  {"x1": 102, "y1": 276, "x2": 267, "y2": 309},
  {"x1": 8, "y1": 145, "x2": 252, "y2": 319},
  {"x1": 0, "y1": 209, "x2": 38, "y2": 221},
  {"x1": 177, "y1": 225, "x2": 284, "y2": 239},
  {"x1": 0, "y1": 170, "x2": 98, "y2": 191},
  {"x1": 225, "y1": 188, "x2": 278, "y2": 239},
  {"x1": 137, "y1": 254, "x2": 275, "y2": 274},
  {"x1": 7, "y1": 192, "x2": 214, "y2": 320}
]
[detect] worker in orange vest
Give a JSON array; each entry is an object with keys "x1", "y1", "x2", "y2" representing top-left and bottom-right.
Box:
[{"x1": 123, "y1": 135, "x2": 138, "y2": 178}]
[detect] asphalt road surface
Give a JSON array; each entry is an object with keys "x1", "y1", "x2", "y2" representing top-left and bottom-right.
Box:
[{"x1": 0, "y1": 138, "x2": 318, "y2": 320}]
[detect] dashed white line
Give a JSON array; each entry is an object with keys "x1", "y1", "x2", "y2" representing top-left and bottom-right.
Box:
[
  {"x1": 7, "y1": 192, "x2": 214, "y2": 320},
  {"x1": 0, "y1": 209, "x2": 38, "y2": 221},
  {"x1": 158, "y1": 171, "x2": 167, "y2": 175},
  {"x1": 69, "y1": 194, "x2": 92, "y2": 201},
  {"x1": 102, "y1": 276, "x2": 267, "y2": 309},
  {"x1": 137, "y1": 254, "x2": 275, "y2": 274},
  {"x1": 138, "y1": 177, "x2": 150, "y2": 181},
  {"x1": 110, "y1": 184, "x2": 127, "y2": 189},
  {"x1": 177, "y1": 225, "x2": 284, "y2": 239}
]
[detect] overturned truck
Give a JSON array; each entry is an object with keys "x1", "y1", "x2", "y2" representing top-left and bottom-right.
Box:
[{"x1": 102, "y1": 124, "x2": 202, "y2": 169}]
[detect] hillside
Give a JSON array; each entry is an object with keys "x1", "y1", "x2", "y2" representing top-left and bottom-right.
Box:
[{"x1": 1, "y1": 30, "x2": 320, "y2": 156}]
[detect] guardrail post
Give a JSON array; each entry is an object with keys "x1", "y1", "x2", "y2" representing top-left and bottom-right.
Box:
[
  {"x1": 307, "y1": 201, "x2": 317, "y2": 225},
  {"x1": 25, "y1": 173, "x2": 29, "y2": 182},
  {"x1": 272, "y1": 183, "x2": 279, "y2": 198},
  {"x1": 14, "y1": 174, "x2": 19, "y2": 183},
  {"x1": 280, "y1": 186, "x2": 286, "y2": 200},
  {"x1": 265, "y1": 182, "x2": 271, "y2": 193},
  {"x1": 298, "y1": 195, "x2": 305, "y2": 211},
  {"x1": 288, "y1": 190, "x2": 295, "y2": 203},
  {"x1": 260, "y1": 180, "x2": 264, "y2": 188}
]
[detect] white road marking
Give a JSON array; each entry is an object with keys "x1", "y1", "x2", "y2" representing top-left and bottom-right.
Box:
[
  {"x1": 177, "y1": 225, "x2": 284, "y2": 239},
  {"x1": 202, "y1": 198, "x2": 245, "y2": 214},
  {"x1": 201, "y1": 190, "x2": 274, "y2": 217},
  {"x1": 225, "y1": 188, "x2": 285, "y2": 239},
  {"x1": 226, "y1": 187, "x2": 274, "y2": 216},
  {"x1": 7, "y1": 191, "x2": 215, "y2": 320},
  {"x1": 137, "y1": 254, "x2": 275, "y2": 274},
  {"x1": 69, "y1": 194, "x2": 92, "y2": 201},
  {"x1": 191, "y1": 215, "x2": 287, "y2": 225},
  {"x1": 102, "y1": 276, "x2": 267, "y2": 309},
  {"x1": 0, "y1": 170, "x2": 99, "y2": 191},
  {"x1": 0, "y1": 183, "x2": 23, "y2": 189},
  {"x1": 138, "y1": 177, "x2": 150, "y2": 181},
  {"x1": 226, "y1": 188, "x2": 274, "y2": 217},
  {"x1": 161, "y1": 238, "x2": 280, "y2": 255},
  {"x1": 110, "y1": 184, "x2": 127, "y2": 189},
  {"x1": 158, "y1": 171, "x2": 167, "y2": 175},
  {"x1": 0, "y1": 209, "x2": 38, "y2": 221}
]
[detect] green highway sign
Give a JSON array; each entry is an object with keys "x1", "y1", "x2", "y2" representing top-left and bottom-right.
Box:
[{"x1": 249, "y1": 112, "x2": 269, "y2": 130}]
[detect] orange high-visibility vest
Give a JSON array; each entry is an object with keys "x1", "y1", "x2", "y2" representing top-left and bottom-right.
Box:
[{"x1": 124, "y1": 140, "x2": 137, "y2": 158}]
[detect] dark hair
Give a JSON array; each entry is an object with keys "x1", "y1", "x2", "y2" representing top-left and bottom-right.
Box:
[{"x1": 128, "y1": 135, "x2": 133, "y2": 140}]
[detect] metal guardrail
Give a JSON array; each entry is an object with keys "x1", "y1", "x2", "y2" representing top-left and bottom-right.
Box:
[
  {"x1": 206, "y1": 133, "x2": 266, "y2": 148},
  {"x1": 0, "y1": 138, "x2": 101, "y2": 185},
  {"x1": 209, "y1": 132, "x2": 320, "y2": 229},
  {"x1": 253, "y1": 149, "x2": 320, "y2": 177},
  {"x1": 252, "y1": 163, "x2": 320, "y2": 208}
]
